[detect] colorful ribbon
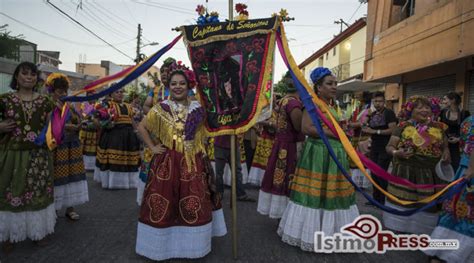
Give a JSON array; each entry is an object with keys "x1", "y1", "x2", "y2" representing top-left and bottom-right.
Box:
[
  {"x1": 276, "y1": 24, "x2": 467, "y2": 214},
  {"x1": 62, "y1": 34, "x2": 182, "y2": 102}
]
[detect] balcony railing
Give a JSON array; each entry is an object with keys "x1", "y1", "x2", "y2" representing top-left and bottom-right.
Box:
[{"x1": 330, "y1": 64, "x2": 350, "y2": 81}]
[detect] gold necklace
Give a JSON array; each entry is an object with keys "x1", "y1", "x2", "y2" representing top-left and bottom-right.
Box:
[
  {"x1": 16, "y1": 93, "x2": 34, "y2": 131},
  {"x1": 170, "y1": 100, "x2": 189, "y2": 142}
]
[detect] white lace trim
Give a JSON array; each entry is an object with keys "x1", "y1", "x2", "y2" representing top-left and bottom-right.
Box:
[
  {"x1": 54, "y1": 180, "x2": 89, "y2": 210},
  {"x1": 83, "y1": 155, "x2": 96, "y2": 171},
  {"x1": 0, "y1": 203, "x2": 56, "y2": 243},
  {"x1": 136, "y1": 179, "x2": 146, "y2": 206},
  {"x1": 277, "y1": 200, "x2": 359, "y2": 252},
  {"x1": 383, "y1": 201, "x2": 438, "y2": 235},
  {"x1": 257, "y1": 190, "x2": 288, "y2": 219},
  {"x1": 248, "y1": 167, "x2": 265, "y2": 186},
  {"x1": 135, "y1": 209, "x2": 227, "y2": 261},
  {"x1": 94, "y1": 167, "x2": 138, "y2": 189},
  {"x1": 424, "y1": 226, "x2": 474, "y2": 263}
]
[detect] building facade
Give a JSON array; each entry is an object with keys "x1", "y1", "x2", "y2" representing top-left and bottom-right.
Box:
[
  {"x1": 299, "y1": 18, "x2": 394, "y2": 108},
  {"x1": 365, "y1": 0, "x2": 474, "y2": 112}
]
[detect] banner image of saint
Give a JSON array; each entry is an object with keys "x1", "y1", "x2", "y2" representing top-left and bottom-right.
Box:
[{"x1": 182, "y1": 17, "x2": 277, "y2": 135}]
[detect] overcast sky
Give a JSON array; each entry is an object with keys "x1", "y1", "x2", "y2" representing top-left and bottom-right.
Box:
[{"x1": 1, "y1": 0, "x2": 366, "y2": 81}]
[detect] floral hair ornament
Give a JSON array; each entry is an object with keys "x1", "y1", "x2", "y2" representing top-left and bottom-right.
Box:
[
  {"x1": 235, "y1": 3, "x2": 249, "y2": 21},
  {"x1": 399, "y1": 95, "x2": 441, "y2": 121},
  {"x1": 45, "y1": 73, "x2": 71, "y2": 93},
  {"x1": 169, "y1": 61, "x2": 197, "y2": 89},
  {"x1": 195, "y1": 4, "x2": 220, "y2": 25}
]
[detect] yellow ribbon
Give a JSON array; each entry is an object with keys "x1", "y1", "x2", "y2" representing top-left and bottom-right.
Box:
[{"x1": 279, "y1": 24, "x2": 464, "y2": 206}]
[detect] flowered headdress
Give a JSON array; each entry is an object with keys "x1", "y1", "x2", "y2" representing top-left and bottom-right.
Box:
[
  {"x1": 169, "y1": 61, "x2": 197, "y2": 89},
  {"x1": 398, "y1": 95, "x2": 441, "y2": 121},
  {"x1": 235, "y1": 3, "x2": 249, "y2": 21},
  {"x1": 195, "y1": 4, "x2": 219, "y2": 25},
  {"x1": 45, "y1": 73, "x2": 71, "y2": 93}
]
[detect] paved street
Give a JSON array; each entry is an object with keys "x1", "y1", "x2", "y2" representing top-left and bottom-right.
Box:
[{"x1": 0, "y1": 173, "x2": 427, "y2": 263}]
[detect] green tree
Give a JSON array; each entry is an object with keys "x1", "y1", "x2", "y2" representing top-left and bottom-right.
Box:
[{"x1": 0, "y1": 24, "x2": 25, "y2": 61}]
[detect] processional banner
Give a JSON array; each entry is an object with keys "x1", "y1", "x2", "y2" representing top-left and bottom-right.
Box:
[{"x1": 181, "y1": 17, "x2": 278, "y2": 135}]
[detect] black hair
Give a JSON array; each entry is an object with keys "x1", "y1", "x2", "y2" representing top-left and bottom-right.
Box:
[
  {"x1": 168, "y1": 70, "x2": 190, "y2": 89},
  {"x1": 50, "y1": 76, "x2": 69, "y2": 91},
  {"x1": 313, "y1": 74, "x2": 330, "y2": 94},
  {"x1": 372, "y1": 91, "x2": 385, "y2": 99},
  {"x1": 10, "y1": 62, "x2": 39, "y2": 90},
  {"x1": 445, "y1": 91, "x2": 461, "y2": 105},
  {"x1": 362, "y1": 91, "x2": 372, "y2": 103}
]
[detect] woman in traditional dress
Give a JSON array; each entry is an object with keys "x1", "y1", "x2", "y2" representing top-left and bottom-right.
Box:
[
  {"x1": 425, "y1": 116, "x2": 474, "y2": 262},
  {"x1": 384, "y1": 96, "x2": 450, "y2": 234},
  {"x1": 0, "y1": 62, "x2": 56, "y2": 251},
  {"x1": 248, "y1": 120, "x2": 276, "y2": 186},
  {"x1": 257, "y1": 74, "x2": 303, "y2": 219},
  {"x1": 277, "y1": 67, "x2": 359, "y2": 251},
  {"x1": 94, "y1": 89, "x2": 141, "y2": 189},
  {"x1": 135, "y1": 66, "x2": 227, "y2": 261},
  {"x1": 79, "y1": 92, "x2": 98, "y2": 171},
  {"x1": 47, "y1": 73, "x2": 89, "y2": 221}
]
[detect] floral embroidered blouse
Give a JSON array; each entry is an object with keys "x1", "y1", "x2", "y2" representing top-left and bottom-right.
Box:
[
  {"x1": 0, "y1": 92, "x2": 54, "y2": 150},
  {"x1": 393, "y1": 121, "x2": 447, "y2": 158}
]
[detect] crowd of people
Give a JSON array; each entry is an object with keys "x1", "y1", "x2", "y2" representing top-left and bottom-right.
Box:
[{"x1": 0, "y1": 60, "x2": 473, "y2": 263}]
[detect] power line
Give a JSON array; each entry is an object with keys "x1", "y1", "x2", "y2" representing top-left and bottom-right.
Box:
[
  {"x1": 122, "y1": 0, "x2": 139, "y2": 24},
  {"x1": 90, "y1": 0, "x2": 137, "y2": 32},
  {"x1": 66, "y1": 0, "x2": 134, "y2": 40},
  {"x1": 348, "y1": 2, "x2": 363, "y2": 23},
  {"x1": 46, "y1": 0, "x2": 134, "y2": 60},
  {"x1": 131, "y1": 0, "x2": 195, "y2": 16},
  {"x1": 0, "y1": 12, "x2": 135, "y2": 47}
]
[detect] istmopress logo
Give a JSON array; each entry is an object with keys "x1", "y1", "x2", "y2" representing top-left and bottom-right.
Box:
[{"x1": 314, "y1": 215, "x2": 459, "y2": 253}]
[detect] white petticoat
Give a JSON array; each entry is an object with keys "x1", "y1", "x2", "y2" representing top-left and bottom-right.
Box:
[
  {"x1": 424, "y1": 226, "x2": 474, "y2": 263},
  {"x1": 257, "y1": 190, "x2": 288, "y2": 219},
  {"x1": 83, "y1": 155, "x2": 96, "y2": 171},
  {"x1": 136, "y1": 179, "x2": 146, "y2": 206},
  {"x1": 94, "y1": 167, "x2": 138, "y2": 189},
  {"x1": 277, "y1": 200, "x2": 359, "y2": 251},
  {"x1": 135, "y1": 209, "x2": 227, "y2": 261},
  {"x1": 0, "y1": 203, "x2": 56, "y2": 243},
  {"x1": 383, "y1": 201, "x2": 438, "y2": 235},
  {"x1": 54, "y1": 180, "x2": 89, "y2": 210},
  {"x1": 248, "y1": 167, "x2": 265, "y2": 186}
]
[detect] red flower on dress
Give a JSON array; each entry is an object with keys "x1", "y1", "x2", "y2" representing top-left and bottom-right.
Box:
[{"x1": 247, "y1": 84, "x2": 257, "y2": 91}]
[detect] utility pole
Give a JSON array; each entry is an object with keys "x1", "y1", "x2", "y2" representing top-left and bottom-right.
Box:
[
  {"x1": 135, "y1": 23, "x2": 142, "y2": 90},
  {"x1": 334, "y1": 18, "x2": 349, "y2": 33},
  {"x1": 135, "y1": 23, "x2": 142, "y2": 65}
]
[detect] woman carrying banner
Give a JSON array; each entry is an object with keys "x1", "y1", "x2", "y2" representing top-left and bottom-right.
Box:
[
  {"x1": 278, "y1": 67, "x2": 359, "y2": 251},
  {"x1": 94, "y1": 89, "x2": 141, "y2": 189},
  {"x1": 383, "y1": 96, "x2": 450, "y2": 235},
  {"x1": 47, "y1": 73, "x2": 89, "y2": 221},
  {"x1": 425, "y1": 116, "x2": 474, "y2": 263},
  {"x1": 0, "y1": 62, "x2": 56, "y2": 251},
  {"x1": 257, "y1": 73, "x2": 303, "y2": 219},
  {"x1": 135, "y1": 65, "x2": 226, "y2": 261}
]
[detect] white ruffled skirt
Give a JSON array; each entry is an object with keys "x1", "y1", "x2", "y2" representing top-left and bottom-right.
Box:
[
  {"x1": 135, "y1": 209, "x2": 227, "y2": 261},
  {"x1": 0, "y1": 203, "x2": 56, "y2": 243}
]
